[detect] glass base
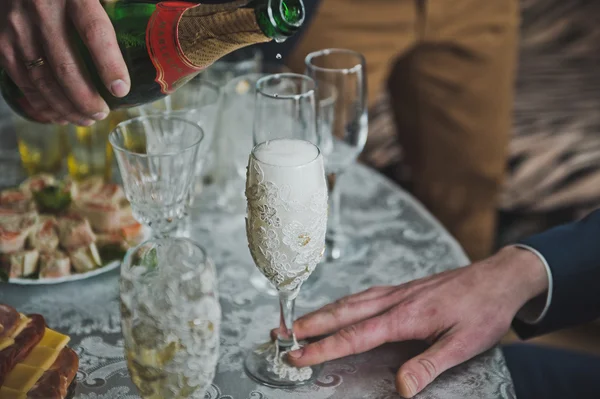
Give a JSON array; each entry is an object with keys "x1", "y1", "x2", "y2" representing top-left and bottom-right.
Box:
[{"x1": 244, "y1": 343, "x2": 322, "y2": 388}]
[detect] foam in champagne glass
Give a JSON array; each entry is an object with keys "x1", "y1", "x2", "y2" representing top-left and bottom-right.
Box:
[
  {"x1": 247, "y1": 138, "x2": 327, "y2": 291},
  {"x1": 253, "y1": 138, "x2": 319, "y2": 167},
  {"x1": 251, "y1": 139, "x2": 324, "y2": 206}
]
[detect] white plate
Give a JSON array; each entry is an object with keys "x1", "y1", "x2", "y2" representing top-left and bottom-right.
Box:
[
  {"x1": 7, "y1": 226, "x2": 152, "y2": 285},
  {"x1": 9, "y1": 260, "x2": 122, "y2": 285}
]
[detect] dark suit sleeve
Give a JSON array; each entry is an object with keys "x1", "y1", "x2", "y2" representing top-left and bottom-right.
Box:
[{"x1": 512, "y1": 209, "x2": 600, "y2": 339}]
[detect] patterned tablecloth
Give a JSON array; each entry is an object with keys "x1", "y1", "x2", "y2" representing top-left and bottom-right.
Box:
[{"x1": 0, "y1": 103, "x2": 515, "y2": 399}]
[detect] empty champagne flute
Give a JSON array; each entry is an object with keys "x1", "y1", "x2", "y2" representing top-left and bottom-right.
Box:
[
  {"x1": 253, "y1": 73, "x2": 319, "y2": 145},
  {"x1": 213, "y1": 64, "x2": 293, "y2": 213},
  {"x1": 121, "y1": 237, "x2": 220, "y2": 399},
  {"x1": 305, "y1": 48, "x2": 369, "y2": 261},
  {"x1": 109, "y1": 115, "x2": 203, "y2": 237},
  {"x1": 249, "y1": 73, "x2": 319, "y2": 295},
  {"x1": 244, "y1": 139, "x2": 328, "y2": 387}
]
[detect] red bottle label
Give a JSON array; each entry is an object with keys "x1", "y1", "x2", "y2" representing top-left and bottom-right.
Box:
[{"x1": 146, "y1": 2, "x2": 205, "y2": 95}]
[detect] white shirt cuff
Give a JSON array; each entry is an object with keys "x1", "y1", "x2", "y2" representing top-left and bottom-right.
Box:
[{"x1": 512, "y1": 244, "x2": 554, "y2": 325}]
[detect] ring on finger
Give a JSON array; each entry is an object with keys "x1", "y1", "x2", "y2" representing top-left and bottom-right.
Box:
[{"x1": 24, "y1": 57, "x2": 46, "y2": 70}]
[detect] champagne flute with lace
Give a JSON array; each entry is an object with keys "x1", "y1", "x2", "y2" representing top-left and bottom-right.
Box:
[
  {"x1": 244, "y1": 139, "x2": 328, "y2": 387},
  {"x1": 305, "y1": 49, "x2": 368, "y2": 261},
  {"x1": 248, "y1": 73, "x2": 320, "y2": 295}
]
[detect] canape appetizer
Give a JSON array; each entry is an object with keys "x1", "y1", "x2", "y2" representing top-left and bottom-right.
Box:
[{"x1": 38, "y1": 251, "x2": 71, "y2": 279}]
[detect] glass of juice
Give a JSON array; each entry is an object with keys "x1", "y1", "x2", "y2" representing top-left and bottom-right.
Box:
[
  {"x1": 14, "y1": 116, "x2": 65, "y2": 176},
  {"x1": 65, "y1": 111, "x2": 127, "y2": 181}
]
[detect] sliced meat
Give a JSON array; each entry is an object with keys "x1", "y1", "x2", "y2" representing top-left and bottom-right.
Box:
[
  {"x1": 72, "y1": 200, "x2": 121, "y2": 233},
  {"x1": 57, "y1": 215, "x2": 96, "y2": 249},
  {"x1": 119, "y1": 210, "x2": 144, "y2": 245},
  {"x1": 0, "y1": 229, "x2": 29, "y2": 254},
  {"x1": 0, "y1": 304, "x2": 20, "y2": 340},
  {"x1": 29, "y1": 216, "x2": 59, "y2": 252},
  {"x1": 0, "y1": 212, "x2": 39, "y2": 253},
  {"x1": 5, "y1": 249, "x2": 40, "y2": 278},
  {"x1": 0, "y1": 314, "x2": 45, "y2": 387},
  {"x1": 0, "y1": 189, "x2": 35, "y2": 213},
  {"x1": 77, "y1": 177, "x2": 124, "y2": 204},
  {"x1": 97, "y1": 183, "x2": 125, "y2": 203},
  {"x1": 75, "y1": 176, "x2": 104, "y2": 198},
  {"x1": 39, "y1": 251, "x2": 71, "y2": 279},
  {"x1": 19, "y1": 175, "x2": 56, "y2": 196},
  {"x1": 73, "y1": 180, "x2": 127, "y2": 232},
  {"x1": 96, "y1": 233, "x2": 129, "y2": 251},
  {"x1": 26, "y1": 347, "x2": 79, "y2": 399}
]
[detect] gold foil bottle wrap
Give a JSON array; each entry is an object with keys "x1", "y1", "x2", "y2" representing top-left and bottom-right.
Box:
[{"x1": 178, "y1": 3, "x2": 271, "y2": 68}]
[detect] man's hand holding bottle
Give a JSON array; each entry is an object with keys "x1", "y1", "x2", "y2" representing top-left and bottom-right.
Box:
[{"x1": 0, "y1": 0, "x2": 130, "y2": 125}]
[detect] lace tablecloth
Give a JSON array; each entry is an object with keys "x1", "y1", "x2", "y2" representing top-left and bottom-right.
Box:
[{"x1": 0, "y1": 108, "x2": 515, "y2": 399}]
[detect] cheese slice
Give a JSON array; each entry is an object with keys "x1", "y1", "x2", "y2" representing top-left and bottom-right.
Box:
[
  {"x1": 38, "y1": 328, "x2": 70, "y2": 350},
  {"x1": 0, "y1": 386, "x2": 27, "y2": 399},
  {"x1": 10, "y1": 314, "x2": 31, "y2": 339},
  {"x1": 22, "y1": 346, "x2": 60, "y2": 370},
  {"x1": 0, "y1": 337, "x2": 14, "y2": 352},
  {"x1": 0, "y1": 318, "x2": 73, "y2": 395},
  {"x1": 2, "y1": 363, "x2": 45, "y2": 392},
  {"x1": 0, "y1": 314, "x2": 31, "y2": 352}
]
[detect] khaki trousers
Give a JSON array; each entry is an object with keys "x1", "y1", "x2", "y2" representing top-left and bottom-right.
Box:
[{"x1": 287, "y1": 0, "x2": 519, "y2": 260}]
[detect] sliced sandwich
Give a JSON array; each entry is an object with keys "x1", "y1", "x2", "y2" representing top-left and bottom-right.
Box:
[{"x1": 0, "y1": 304, "x2": 78, "y2": 399}]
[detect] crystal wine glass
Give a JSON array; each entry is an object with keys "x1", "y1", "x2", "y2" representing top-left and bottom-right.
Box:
[
  {"x1": 248, "y1": 73, "x2": 319, "y2": 295},
  {"x1": 109, "y1": 115, "x2": 203, "y2": 236},
  {"x1": 244, "y1": 139, "x2": 328, "y2": 387},
  {"x1": 121, "y1": 237, "x2": 220, "y2": 399},
  {"x1": 130, "y1": 78, "x2": 220, "y2": 208},
  {"x1": 305, "y1": 49, "x2": 369, "y2": 261}
]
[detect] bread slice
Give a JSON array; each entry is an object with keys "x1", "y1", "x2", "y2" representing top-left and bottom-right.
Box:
[
  {"x1": 28, "y1": 217, "x2": 59, "y2": 252},
  {"x1": 4, "y1": 250, "x2": 40, "y2": 278},
  {"x1": 56, "y1": 215, "x2": 95, "y2": 250},
  {"x1": 0, "y1": 305, "x2": 78, "y2": 399},
  {"x1": 38, "y1": 251, "x2": 70, "y2": 279},
  {"x1": 68, "y1": 244, "x2": 101, "y2": 273}
]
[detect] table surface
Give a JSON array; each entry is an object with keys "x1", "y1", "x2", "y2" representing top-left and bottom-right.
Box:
[{"x1": 0, "y1": 101, "x2": 515, "y2": 399}]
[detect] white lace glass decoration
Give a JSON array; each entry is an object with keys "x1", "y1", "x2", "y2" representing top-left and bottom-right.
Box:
[
  {"x1": 249, "y1": 73, "x2": 320, "y2": 297},
  {"x1": 244, "y1": 139, "x2": 328, "y2": 388},
  {"x1": 120, "y1": 237, "x2": 221, "y2": 399}
]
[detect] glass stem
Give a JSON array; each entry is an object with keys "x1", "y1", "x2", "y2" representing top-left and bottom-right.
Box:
[
  {"x1": 277, "y1": 288, "x2": 299, "y2": 352},
  {"x1": 327, "y1": 172, "x2": 342, "y2": 240}
]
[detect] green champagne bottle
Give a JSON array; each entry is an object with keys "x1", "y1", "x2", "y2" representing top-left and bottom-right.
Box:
[{"x1": 0, "y1": 0, "x2": 304, "y2": 122}]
